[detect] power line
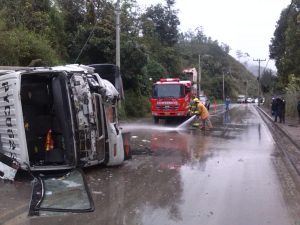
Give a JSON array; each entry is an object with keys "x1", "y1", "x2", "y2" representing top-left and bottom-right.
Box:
[
  {"x1": 262, "y1": 58, "x2": 270, "y2": 74},
  {"x1": 74, "y1": 24, "x2": 97, "y2": 64}
]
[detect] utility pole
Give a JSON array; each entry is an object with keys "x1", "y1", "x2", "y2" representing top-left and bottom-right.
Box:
[
  {"x1": 198, "y1": 54, "x2": 201, "y2": 96},
  {"x1": 253, "y1": 58, "x2": 266, "y2": 106},
  {"x1": 222, "y1": 71, "x2": 225, "y2": 101},
  {"x1": 115, "y1": 0, "x2": 121, "y2": 69}
]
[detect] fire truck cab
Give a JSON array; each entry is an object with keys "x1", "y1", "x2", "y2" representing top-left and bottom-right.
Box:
[{"x1": 150, "y1": 78, "x2": 193, "y2": 123}]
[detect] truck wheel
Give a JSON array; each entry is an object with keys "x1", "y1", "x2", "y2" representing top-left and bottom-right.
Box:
[{"x1": 154, "y1": 116, "x2": 159, "y2": 124}]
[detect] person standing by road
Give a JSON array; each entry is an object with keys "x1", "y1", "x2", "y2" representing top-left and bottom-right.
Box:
[
  {"x1": 225, "y1": 96, "x2": 231, "y2": 111},
  {"x1": 277, "y1": 97, "x2": 285, "y2": 123},
  {"x1": 274, "y1": 97, "x2": 280, "y2": 122},
  {"x1": 297, "y1": 96, "x2": 300, "y2": 124},
  {"x1": 271, "y1": 97, "x2": 276, "y2": 116},
  {"x1": 205, "y1": 97, "x2": 211, "y2": 111},
  {"x1": 193, "y1": 98, "x2": 213, "y2": 130},
  {"x1": 281, "y1": 98, "x2": 286, "y2": 123}
]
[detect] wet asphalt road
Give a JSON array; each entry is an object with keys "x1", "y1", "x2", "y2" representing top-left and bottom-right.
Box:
[{"x1": 1, "y1": 104, "x2": 300, "y2": 225}]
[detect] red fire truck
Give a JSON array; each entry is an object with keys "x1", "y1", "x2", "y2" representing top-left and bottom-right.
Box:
[{"x1": 150, "y1": 78, "x2": 194, "y2": 123}]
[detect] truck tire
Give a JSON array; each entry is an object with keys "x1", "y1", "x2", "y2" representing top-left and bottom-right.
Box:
[{"x1": 154, "y1": 116, "x2": 159, "y2": 124}]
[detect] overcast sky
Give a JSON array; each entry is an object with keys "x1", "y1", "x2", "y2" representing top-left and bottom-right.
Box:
[{"x1": 137, "y1": 0, "x2": 291, "y2": 70}]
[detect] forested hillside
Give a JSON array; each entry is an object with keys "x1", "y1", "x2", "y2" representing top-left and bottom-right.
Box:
[{"x1": 0, "y1": 0, "x2": 259, "y2": 116}]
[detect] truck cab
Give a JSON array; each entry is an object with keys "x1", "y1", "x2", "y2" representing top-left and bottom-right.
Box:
[
  {"x1": 0, "y1": 65, "x2": 127, "y2": 180},
  {"x1": 150, "y1": 78, "x2": 193, "y2": 123},
  {"x1": 237, "y1": 95, "x2": 246, "y2": 104}
]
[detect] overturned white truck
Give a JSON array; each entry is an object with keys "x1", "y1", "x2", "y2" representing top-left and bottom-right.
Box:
[{"x1": 0, "y1": 64, "x2": 129, "y2": 180}]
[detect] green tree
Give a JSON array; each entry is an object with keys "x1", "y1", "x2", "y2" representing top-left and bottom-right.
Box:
[
  {"x1": 143, "y1": 59, "x2": 166, "y2": 82},
  {"x1": 260, "y1": 69, "x2": 274, "y2": 93},
  {"x1": 0, "y1": 28, "x2": 60, "y2": 66},
  {"x1": 85, "y1": 0, "x2": 96, "y2": 25},
  {"x1": 141, "y1": 0, "x2": 180, "y2": 46},
  {"x1": 120, "y1": 0, "x2": 140, "y2": 37},
  {"x1": 120, "y1": 40, "x2": 148, "y2": 91},
  {"x1": 270, "y1": 2, "x2": 300, "y2": 87},
  {"x1": 56, "y1": 0, "x2": 85, "y2": 34},
  {"x1": 0, "y1": 0, "x2": 67, "y2": 61}
]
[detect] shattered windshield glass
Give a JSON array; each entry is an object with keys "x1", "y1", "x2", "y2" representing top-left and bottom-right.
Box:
[{"x1": 29, "y1": 169, "x2": 94, "y2": 216}]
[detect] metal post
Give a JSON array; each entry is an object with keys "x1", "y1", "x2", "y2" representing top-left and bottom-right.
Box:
[
  {"x1": 198, "y1": 54, "x2": 201, "y2": 96},
  {"x1": 253, "y1": 58, "x2": 266, "y2": 106},
  {"x1": 222, "y1": 71, "x2": 225, "y2": 101},
  {"x1": 115, "y1": 0, "x2": 121, "y2": 69},
  {"x1": 258, "y1": 63, "x2": 260, "y2": 105}
]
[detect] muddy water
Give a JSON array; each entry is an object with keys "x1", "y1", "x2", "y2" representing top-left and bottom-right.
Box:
[{"x1": 1, "y1": 104, "x2": 299, "y2": 225}]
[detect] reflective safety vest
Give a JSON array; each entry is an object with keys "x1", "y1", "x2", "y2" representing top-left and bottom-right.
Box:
[{"x1": 189, "y1": 102, "x2": 199, "y2": 115}]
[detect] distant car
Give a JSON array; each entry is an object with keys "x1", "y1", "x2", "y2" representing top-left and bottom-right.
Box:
[
  {"x1": 237, "y1": 95, "x2": 246, "y2": 103},
  {"x1": 199, "y1": 95, "x2": 210, "y2": 110},
  {"x1": 246, "y1": 97, "x2": 253, "y2": 103}
]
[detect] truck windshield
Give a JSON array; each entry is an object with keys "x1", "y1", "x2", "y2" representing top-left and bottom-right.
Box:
[{"x1": 152, "y1": 84, "x2": 184, "y2": 98}]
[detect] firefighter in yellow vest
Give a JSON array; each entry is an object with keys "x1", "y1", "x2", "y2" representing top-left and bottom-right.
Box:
[
  {"x1": 188, "y1": 95, "x2": 197, "y2": 115},
  {"x1": 193, "y1": 98, "x2": 213, "y2": 130},
  {"x1": 188, "y1": 96, "x2": 200, "y2": 127}
]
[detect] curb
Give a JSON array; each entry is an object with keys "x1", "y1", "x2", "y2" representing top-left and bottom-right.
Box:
[
  {"x1": 256, "y1": 106, "x2": 300, "y2": 177},
  {"x1": 256, "y1": 106, "x2": 300, "y2": 151}
]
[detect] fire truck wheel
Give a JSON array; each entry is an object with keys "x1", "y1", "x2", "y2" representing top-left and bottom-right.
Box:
[{"x1": 154, "y1": 116, "x2": 159, "y2": 124}]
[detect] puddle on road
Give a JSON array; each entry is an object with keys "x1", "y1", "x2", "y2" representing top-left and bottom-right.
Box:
[{"x1": 124, "y1": 106, "x2": 263, "y2": 166}]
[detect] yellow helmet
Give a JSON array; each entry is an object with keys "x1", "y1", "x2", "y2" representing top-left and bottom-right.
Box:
[{"x1": 193, "y1": 98, "x2": 200, "y2": 103}]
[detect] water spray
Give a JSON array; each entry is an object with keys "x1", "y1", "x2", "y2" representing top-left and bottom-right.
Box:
[
  {"x1": 176, "y1": 115, "x2": 196, "y2": 130},
  {"x1": 121, "y1": 115, "x2": 196, "y2": 133}
]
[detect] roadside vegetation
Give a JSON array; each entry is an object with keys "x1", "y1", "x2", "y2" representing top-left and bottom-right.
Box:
[
  {"x1": 0, "y1": 0, "x2": 298, "y2": 117},
  {"x1": 264, "y1": 1, "x2": 300, "y2": 117}
]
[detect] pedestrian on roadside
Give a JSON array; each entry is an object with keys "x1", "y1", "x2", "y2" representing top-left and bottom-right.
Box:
[
  {"x1": 297, "y1": 96, "x2": 300, "y2": 124},
  {"x1": 276, "y1": 97, "x2": 285, "y2": 123},
  {"x1": 273, "y1": 97, "x2": 279, "y2": 122},
  {"x1": 281, "y1": 98, "x2": 286, "y2": 123},
  {"x1": 275, "y1": 97, "x2": 284, "y2": 123},
  {"x1": 193, "y1": 98, "x2": 213, "y2": 130},
  {"x1": 271, "y1": 97, "x2": 276, "y2": 116},
  {"x1": 205, "y1": 96, "x2": 211, "y2": 111},
  {"x1": 225, "y1": 96, "x2": 230, "y2": 111}
]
